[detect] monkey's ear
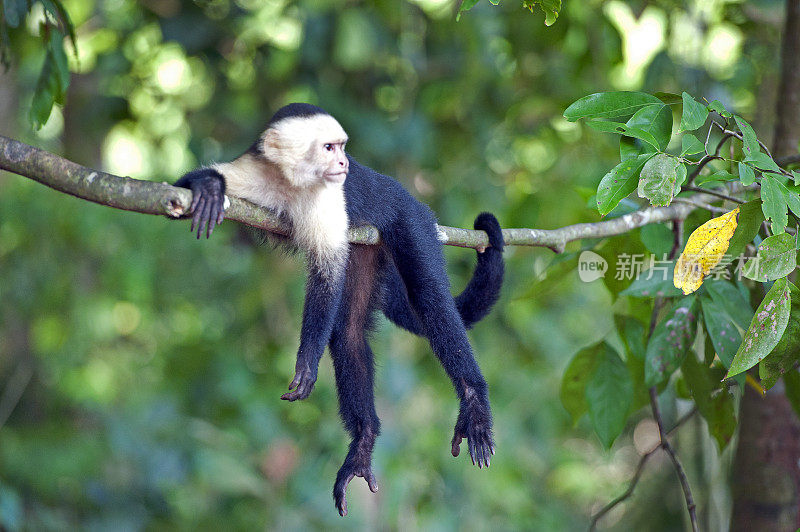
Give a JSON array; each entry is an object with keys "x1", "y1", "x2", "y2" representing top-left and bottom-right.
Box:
[{"x1": 262, "y1": 128, "x2": 282, "y2": 157}]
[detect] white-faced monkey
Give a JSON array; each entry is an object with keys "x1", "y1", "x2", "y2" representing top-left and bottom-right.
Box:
[{"x1": 174, "y1": 103, "x2": 505, "y2": 516}]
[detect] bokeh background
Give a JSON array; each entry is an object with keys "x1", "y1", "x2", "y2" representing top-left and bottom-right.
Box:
[{"x1": 0, "y1": 0, "x2": 788, "y2": 529}]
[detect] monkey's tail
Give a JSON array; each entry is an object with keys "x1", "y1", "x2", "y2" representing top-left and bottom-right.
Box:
[{"x1": 380, "y1": 212, "x2": 505, "y2": 334}]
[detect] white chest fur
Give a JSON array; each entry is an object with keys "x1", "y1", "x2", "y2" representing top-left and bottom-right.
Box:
[{"x1": 213, "y1": 155, "x2": 349, "y2": 274}]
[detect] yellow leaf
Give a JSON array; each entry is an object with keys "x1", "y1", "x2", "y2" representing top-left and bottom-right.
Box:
[{"x1": 673, "y1": 207, "x2": 740, "y2": 295}]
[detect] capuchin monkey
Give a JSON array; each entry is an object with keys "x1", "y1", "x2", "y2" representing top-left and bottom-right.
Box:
[{"x1": 174, "y1": 103, "x2": 505, "y2": 516}]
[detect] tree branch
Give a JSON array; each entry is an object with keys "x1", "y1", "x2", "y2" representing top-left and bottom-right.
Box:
[
  {"x1": 589, "y1": 407, "x2": 698, "y2": 531},
  {"x1": 0, "y1": 135, "x2": 737, "y2": 254}
]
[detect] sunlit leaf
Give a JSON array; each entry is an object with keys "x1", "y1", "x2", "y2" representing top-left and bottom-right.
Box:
[
  {"x1": 738, "y1": 162, "x2": 755, "y2": 186},
  {"x1": 673, "y1": 208, "x2": 740, "y2": 295},
  {"x1": 522, "y1": 0, "x2": 561, "y2": 25},
  {"x1": 456, "y1": 0, "x2": 482, "y2": 20},
  {"x1": 564, "y1": 91, "x2": 662, "y2": 121},
  {"x1": 595, "y1": 154, "x2": 654, "y2": 216},
  {"x1": 727, "y1": 278, "x2": 791, "y2": 379},
  {"x1": 742, "y1": 233, "x2": 797, "y2": 281},
  {"x1": 586, "y1": 344, "x2": 632, "y2": 448},
  {"x1": 645, "y1": 296, "x2": 698, "y2": 387},
  {"x1": 680, "y1": 92, "x2": 709, "y2": 131},
  {"x1": 695, "y1": 170, "x2": 737, "y2": 186}
]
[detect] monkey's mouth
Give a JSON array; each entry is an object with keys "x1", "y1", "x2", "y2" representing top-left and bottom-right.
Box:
[{"x1": 324, "y1": 172, "x2": 347, "y2": 184}]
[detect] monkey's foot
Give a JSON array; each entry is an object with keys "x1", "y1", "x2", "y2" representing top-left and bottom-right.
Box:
[
  {"x1": 451, "y1": 400, "x2": 495, "y2": 468},
  {"x1": 280, "y1": 365, "x2": 317, "y2": 401},
  {"x1": 333, "y1": 458, "x2": 378, "y2": 517}
]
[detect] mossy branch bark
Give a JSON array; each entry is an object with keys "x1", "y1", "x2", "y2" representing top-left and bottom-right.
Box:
[{"x1": 1, "y1": 135, "x2": 729, "y2": 253}]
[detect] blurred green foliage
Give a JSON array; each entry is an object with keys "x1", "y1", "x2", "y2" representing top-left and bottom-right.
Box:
[{"x1": 0, "y1": 0, "x2": 788, "y2": 529}]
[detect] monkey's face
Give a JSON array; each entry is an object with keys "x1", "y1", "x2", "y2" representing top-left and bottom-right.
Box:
[
  {"x1": 318, "y1": 141, "x2": 349, "y2": 184},
  {"x1": 263, "y1": 114, "x2": 349, "y2": 188}
]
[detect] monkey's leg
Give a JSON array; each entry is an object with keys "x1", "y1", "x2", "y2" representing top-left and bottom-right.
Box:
[
  {"x1": 282, "y1": 266, "x2": 346, "y2": 401},
  {"x1": 329, "y1": 329, "x2": 380, "y2": 516},
  {"x1": 384, "y1": 215, "x2": 495, "y2": 468}
]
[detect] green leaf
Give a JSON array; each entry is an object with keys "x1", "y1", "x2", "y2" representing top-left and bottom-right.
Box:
[
  {"x1": 615, "y1": 316, "x2": 650, "y2": 410},
  {"x1": 620, "y1": 262, "x2": 683, "y2": 298},
  {"x1": 645, "y1": 296, "x2": 698, "y2": 387},
  {"x1": 734, "y1": 115, "x2": 760, "y2": 158},
  {"x1": 680, "y1": 134, "x2": 706, "y2": 156},
  {"x1": 653, "y1": 92, "x2": 683, "y2": 105},
  {"x1": 456, "y1": 0, "x2": 481, "y2": 20},
  {"x1": 596, "y1": 154, "x2": 654, "y2": 216},
  {"x1": 761, "y1": 176, "x2": 789, "y2": 234},
  {"x1": 626, "y1": 104, "x2": 673, "y2": 151},
  {"x1": 586, "y1": 344, "x2": 633, "y2": 448},
  {"x1": 49, "y1": 32, "x2": 70, "y2": 105},
  {"x1": 681, "y1": 352, "x2": 736, "y2": 451},
  {"x1": 738, "y1": 162, "x2": 755, "y2": 186},
  {"x1": 585, "y1": 120, "x2": 627, "y2": 133},
  {"x1": 560, "y1": 344, "x2": 603, "y2": 424},
  {"x1": 742, "y1": 233, "x2": 797, "y2": 282},
  {"x1": 29, "y1": 52, "x2": 57, "y2": 130},
  {"x1": 759, "y1": 281, "x2": 800, "y2": 389},
  {"x1": 522, "y1": 0, "x2": 561, "y2": 26},
  {"x1": 784, "y1": 371, "x2": 800, "y2": 419},
  {"x1": 727, "y1": 278, "x2": 791, "y2": 379},
  {"x1": 680, "y1": 92, "x2": 709, "y2": 131},
  {"x1": 638, "y1": 153, "x2": 680, "y2": 207},
  {"x1": 707, "y1": 100, "x2": 732, "y2": 118},
  {"x1": 700, "y1": 296, "x2": 742, "y2": 368},
  {"x1": 746, "y1": 151, "x2": 783, "y2": 175},
  {"x1": 620, "y1": 126, "x2": 662, "y2": 151},
  {"x1": 639, "y1": 223, "x2": 674, "y2": 256},
  {"x1": 564, "y1": 91, "x2": 662, "y2": 122},
  {"x1": 793, "y1": 171, "x2": 800, "y2": 186},
  {"x1": 704, "y1": 280, "x2": 753, "y2": 331},
  {"x1": 723, "y1": 200, "x2": 764, "y2": 266},
  {"x1": 695, "y1": 170, "x2": 737, "y2": 186},
  {"x1": 772, "y1": 177, "x2": 800, "y2": 219}
]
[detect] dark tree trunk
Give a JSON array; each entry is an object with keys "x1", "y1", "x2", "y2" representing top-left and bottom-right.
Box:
[
  {"x1": 732, "y1": 2, "x2": 800, "y2": 530},
  {"x1": 774, "y1": 0, "x2": 800, "y2": 155},
  {"x1": 731, "y1": 386, "x2": 800, "y2": 531}
]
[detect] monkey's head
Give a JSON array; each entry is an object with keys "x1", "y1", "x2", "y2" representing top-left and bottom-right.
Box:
[{"x1": 260, "y1": 103, "x2": 349, "y2": 188}]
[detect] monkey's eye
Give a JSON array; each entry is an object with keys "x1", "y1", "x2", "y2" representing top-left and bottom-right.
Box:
[{"x1": 324, "y1": 144, "x2": 334, "y2": 151}]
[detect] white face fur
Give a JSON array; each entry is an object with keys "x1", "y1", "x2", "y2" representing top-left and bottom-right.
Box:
[{"x1": 262, "y1": 114, "x2": 349, "y2": 188}]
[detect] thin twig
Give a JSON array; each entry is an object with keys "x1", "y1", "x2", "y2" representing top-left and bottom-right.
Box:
[
  {"x1": 681, "y1": 185, "x2": 745, "y2": 204},
  {"x1": 649, "y1": 388, "x2": 699, "y2": 532},
  {"x1": 672, "y1": 197, "x2": 726, "y2": 213},
  {"x1": 588, "y1": 407, "x2": 698, "y2": 531}
]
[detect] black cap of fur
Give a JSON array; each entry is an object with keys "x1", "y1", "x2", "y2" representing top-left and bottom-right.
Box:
[
  {"x1": 247, "y1": 103, "x2": 331, "y2": 156},
  {"x1": 268, "y1": 103, "x2": 330, "y2": 127}
]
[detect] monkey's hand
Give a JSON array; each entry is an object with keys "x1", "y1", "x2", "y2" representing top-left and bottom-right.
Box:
[
  {"x1": 450, "y1": 391, "x2": 495, "y2": 469},
  {"x1": 280, "y1": 363, "x2": 317, "y2": 401},
  {"x1": 175, "y1": 170, "x2": 226, "y2": 239}
]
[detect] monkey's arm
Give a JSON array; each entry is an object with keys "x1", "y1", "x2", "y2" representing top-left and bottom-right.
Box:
[
  {"x1": 174, "y1": 168, "x2": 227, "y2": 239},
  {"x1": 381, "y1": 212, "x2": 505, "y2": 333},
  {"x1": 281, "y1": 266, "x2": 346, "y2": 401}
]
